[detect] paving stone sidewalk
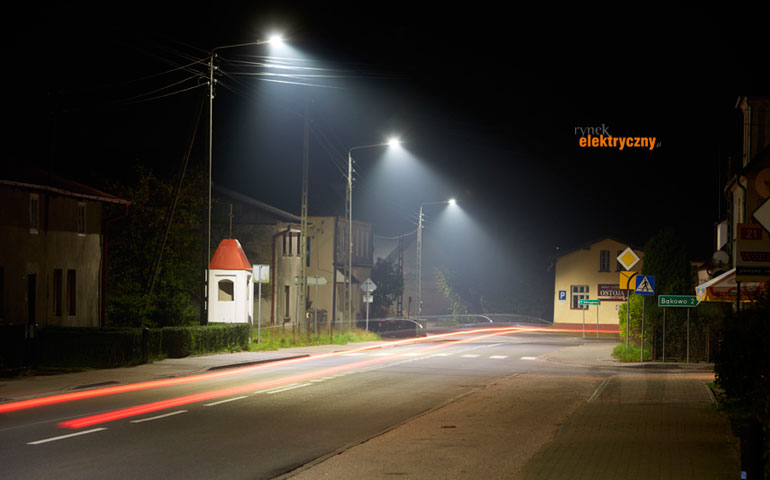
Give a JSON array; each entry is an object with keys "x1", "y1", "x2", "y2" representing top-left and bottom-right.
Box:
[{"x1": 519, "y1": 372, "x2": 740, "y2": 479}]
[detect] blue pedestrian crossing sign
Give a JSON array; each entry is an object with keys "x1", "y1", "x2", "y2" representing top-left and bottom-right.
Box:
[{"x1": 635, "y1": 275, "x2": 655, "y2": 295}]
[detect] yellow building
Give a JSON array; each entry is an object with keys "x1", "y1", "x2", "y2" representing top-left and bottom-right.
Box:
[{"x1": 553, "y1": 238, "x2": 643, "y2": 332}]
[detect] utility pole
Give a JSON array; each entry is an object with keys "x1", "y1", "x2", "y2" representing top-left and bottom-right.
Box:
[{"x1": 296, "y1": 97, "x2": 310, "y2": 338}]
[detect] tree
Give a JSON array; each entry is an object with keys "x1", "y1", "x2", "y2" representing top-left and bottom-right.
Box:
[
  {"x1": 370, "y1": 258, "x2": 404, "y2": 318},
  {"x1": 106, "y1": 164, "x2": 204, "y2": 327}
]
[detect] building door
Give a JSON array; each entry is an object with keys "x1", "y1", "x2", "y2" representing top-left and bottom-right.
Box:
[{"x1": 27, "y1": 274, "x2": 36, "y2": 325}]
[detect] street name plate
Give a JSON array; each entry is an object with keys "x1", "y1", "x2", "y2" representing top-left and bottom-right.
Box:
[{"x1": 578, "y1": 299, "x2": 600, "y2": 306}]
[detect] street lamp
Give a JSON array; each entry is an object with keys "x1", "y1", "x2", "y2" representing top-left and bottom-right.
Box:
[
  {"x1": 204, "y1": 35, "x2": 283, "y2": 324},
  {"x1": 345, "y1": 138, "x2": 400, "y2": 328},
  {"x1": 417, "y1": 198, "x2": 456, "y2": 322}
]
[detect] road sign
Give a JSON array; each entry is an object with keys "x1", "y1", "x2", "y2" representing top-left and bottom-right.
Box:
[
  {"x1": 307, "y1": 276, "x2": 327, "y2": 286},
  {"x1": 363, "y1": 294, "x2": 373, "y2": 303},
  {"x1": 252, "y1": 264, "x2": 270, "y2": 283},
  {"x1": 755, "y1": 198, "x2": 770, "y2": 234},
  {"x1": 635, "y1": 275, "x2": 655, "y2": 295},
  {"x1": 617, "y1": 247, "x2": 640, "y2": 271},
  {"x1": 578, "y1": 299, "x2": 600, "y2": 306},
  {"x1": 361, "y1": 278, "x2": 377, "y2": 292},
  {"x1": 558, "y1": 290, "x2": 567, "y2": 303},
  {"x1": 658, "y1": 295, "x2": 699, "y2": 307},
  {"x1": 619, "y1": 271, "x2": 638, "y2": 290}
]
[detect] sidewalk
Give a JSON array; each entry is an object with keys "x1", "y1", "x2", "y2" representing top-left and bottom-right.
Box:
[
  {"x1": 542, "y1": 339, "x2": 716, "y2": 371},
  {"x1": 0, "y1": 342, "x2": 384, "y2": 403}
]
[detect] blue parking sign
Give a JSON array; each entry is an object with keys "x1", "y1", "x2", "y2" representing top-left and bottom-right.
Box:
[{"x1": 558, "y1": 290, "x2": 567, "y2": 302}]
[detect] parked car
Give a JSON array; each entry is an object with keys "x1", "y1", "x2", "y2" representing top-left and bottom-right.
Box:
[{"x1": 358, "y1": 318, "x2": 426, "y2": 338}]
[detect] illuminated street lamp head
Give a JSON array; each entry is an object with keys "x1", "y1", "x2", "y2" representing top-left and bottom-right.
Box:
[
  {"x1": 387, "y1": 137, "x2": 401, "y2": 147},
  {"x1": 448, "y1": 198, "x2": 457, "y2": 206},
  {"x1": 268, "y1": 34, "x2": 284, "y2": 45}
]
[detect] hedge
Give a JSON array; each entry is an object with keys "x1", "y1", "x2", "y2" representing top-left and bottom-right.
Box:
[{"x1": 0, "y1": 323, "x2": 250, "y2": 370}]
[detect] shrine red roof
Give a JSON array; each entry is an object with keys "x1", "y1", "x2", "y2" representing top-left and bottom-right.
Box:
[{"x1": 209, "y1": 239, "x2": 251, "y2": 270}]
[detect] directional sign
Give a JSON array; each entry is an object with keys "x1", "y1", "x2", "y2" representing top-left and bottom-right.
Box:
[
  {"x1": 617, "y1": 247, "x2": 640, "y2": 271},
  {"x1": 307, "y1": 276, "x2": 327, "y2": 286},
  {"x1": 635, "y1": 275, "x2": 655, "y2": 295},
  {"x1": 361, "y1": 278, "x2": 377, "y2": 293},
  {"x1": 658, "y1": 295, "x2": 699, "y2": 307},
  {"x1": 578, "y1": 299, "x2": 600, "y2": 306}
]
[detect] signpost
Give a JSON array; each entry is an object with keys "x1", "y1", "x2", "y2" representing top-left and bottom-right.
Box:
[
  {"x1": 617, "y1": 247, "x2": 640, "y2": 350},
  {"x1": 658, "y1": 295, "x2": 699, "y2": 363},
  {"x1": 578, "y1": 299, "x2": 600, "y2": 338},
  {"x1": 252, "y1": 265, "x2": 270, "y2": 344},
  {"x1": 360, "y1": 278, "x2": 377, "y2": 331},
  {"x1": 308, "y1": 276, "x2": 327, "y2": 336}
]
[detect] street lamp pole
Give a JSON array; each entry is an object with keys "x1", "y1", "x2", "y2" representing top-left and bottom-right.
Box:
[
  {"x1": 204, "y1": 37, "x2": 280, "y2": 324},
  {"x1": 345, "y1": 139, "x2": 399, "y2": 328},
  {"x1": 417, "y1": 199, "x2": 455, "y2": 322}
]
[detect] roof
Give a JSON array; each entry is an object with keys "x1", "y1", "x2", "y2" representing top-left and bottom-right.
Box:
[
  {"x1": 554, "y1": 236, "x2": 643, "y2": 259},
  {"x1": 1, "y1": 163, "x2": 129, "y2": 206},
  {"x1": 209, "y1": 239, "x2": 252, "y2": 271},
  {"x1": 214, "y1": 185, "x2": 301, "y2": 222}
]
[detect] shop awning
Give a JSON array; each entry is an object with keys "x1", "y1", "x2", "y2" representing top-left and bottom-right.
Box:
[{"x1": 695, "y1": 268, "x2": 765, "y2": 302}]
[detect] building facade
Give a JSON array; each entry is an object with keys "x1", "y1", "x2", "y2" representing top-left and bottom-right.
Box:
[
  {"x1": 0, "y1": 167, "x2": 129, "y2": 327},
  {"x1": 306, "y1": 216, "x2": 373, "y2": 327},
  {"x1": 552, "y1": 238, "x2": 643, "y2": 331}
]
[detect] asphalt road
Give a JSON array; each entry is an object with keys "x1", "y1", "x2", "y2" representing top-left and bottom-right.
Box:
[{"x1": 0, "y1": 331, "x2": 596, "y2": 479}]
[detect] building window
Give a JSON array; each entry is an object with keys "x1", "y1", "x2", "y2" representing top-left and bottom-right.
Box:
[
  {"x1": 77, "y1": 202, "x2": 86, "y2": 235},
  {"x1": 282, "y1": 232, "x2": 287, "y2": 256},
  {"x1": 284, "y1": 285, "x2": 290, "y2": 320},
  {"x1": 29, "y1": 193, "x2": 40, "y2": 234},
  {"x1": 599, "y1": 250, "x2": 610, "y2": 272},
  {"x1": 218, "y1": 279, "x2": 234, "y2": 301},
  {"x1": 306, "y1": 237, "x2": 311, "y2": 267},
  {"x1": 53, "y1": 269, "x2": 63, "y2": 316},
  {"x1": 66, "y1": 269, "x2": 76, "y2": 316},
  {"x1": 616, "y1": 250, "x2": 624, "y2": 271},
  {"x1": 571, "y1": 285, "x2": 589, "y2": 310}
]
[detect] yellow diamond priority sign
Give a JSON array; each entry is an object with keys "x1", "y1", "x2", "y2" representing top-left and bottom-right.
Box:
[{"x1": 617, "y1": 247, "x2": 640, "y2": 271}]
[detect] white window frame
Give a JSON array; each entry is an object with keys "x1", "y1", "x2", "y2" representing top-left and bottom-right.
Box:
[{"x1": 571, "y1": 285, "x2": 589, "y2": 310}]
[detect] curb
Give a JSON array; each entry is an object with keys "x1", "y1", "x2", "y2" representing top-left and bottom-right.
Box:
[{"x1": 206, "y1": 354, "x2": 310, "y2": 371}]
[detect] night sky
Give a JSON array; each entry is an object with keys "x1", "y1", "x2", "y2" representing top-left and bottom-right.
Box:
[{"x1": 7, "y1": 4, "x2": 769, "y2": 310}]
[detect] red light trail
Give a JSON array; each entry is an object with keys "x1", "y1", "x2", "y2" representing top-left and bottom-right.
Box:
[
  {"x1": 1, "y1": 326, "x2": 548, "y2": 415},
  {"x1": 57, "y1": 328, "x2": 523, "y2": 429}
]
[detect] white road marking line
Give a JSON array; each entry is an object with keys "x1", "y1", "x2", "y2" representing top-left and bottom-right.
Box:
[
  {"x1": 371, "y1": 353, "x2": 391, "y2": 356},
  {"x1": 266, "y1": 383, "x2": 312, "y2": 395},
  {"x1": 461, "y1": 354, "x2": 480, "y2": 358},
  {"x1": 28, "y1": 428, "x2": 108, "y2": 445},
  {"x1": 342, "y1": 353, "x2": 364, "y2": 356},
  {"x1": 401, "y1": 353, "x2": 424, "y2": 357},
  {"x1": 130, "y1": 410, "x2": 188, "y2": 423},
  {"x1": 489, "y1": 355, "x2": 508, "y2": 359},
  {"x1": 520, "y1": 356, "x2": 537, "y2": 360},
  {"x1": 588, "y1": 377, "x2": 613, "y2": 403},
  {"x1": 309, "y1": 379, "x2": 325, "y2": 383},
  {"x1": 433, "y1": 353, "x2": 452, "y2": 357},
  {"x1": 203, "y1": 396, "x2": 248, "y2": 407},
  {"x1": 258, "y1": 383, "x2": 299, "y2": 394}
]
